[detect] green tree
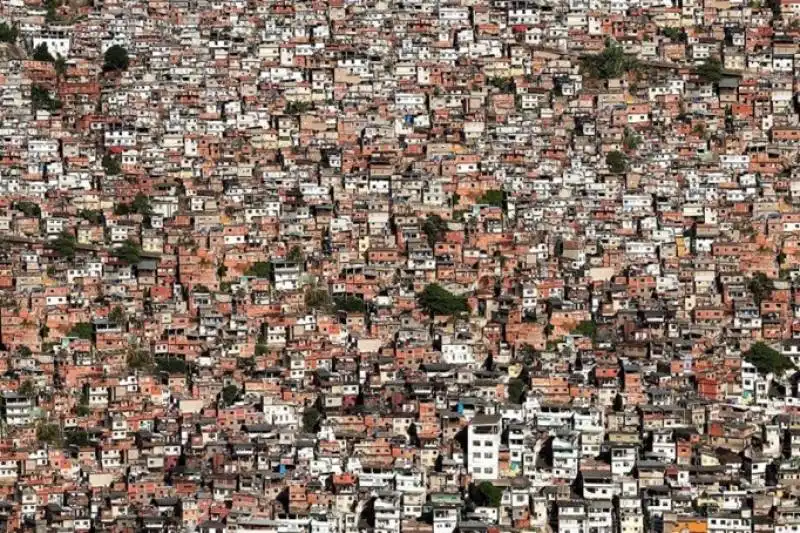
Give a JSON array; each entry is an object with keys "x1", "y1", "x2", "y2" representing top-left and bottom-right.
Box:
[
  {"x1": 16, "y1": 201, "x2": 41, "y2": 218},
  {"x1": 745, "y1": 342, "x2": 794, "y2": 375},
  {"x1": 31, "y1": 85, "x2": 61, "y2": 112},
  {"x1": 606, "y1": 150, "x2": 628, "y2": 174},
  {"x1": 303, "y1": 407, "x2": 322, "y2": 432},
  {"x1": 221, "y1": 384, "x2": 240, "y2": 406},
  {"x1": 0, "y1": 22, "x2": 19, "y2": 43},
  {"x1": 36, "y1": 422, "x2": 62, "y2": 446},
  {"x1": 334, "y1": 295, "x2": 366, "y2": 313},
  {"x1": 127, "y1": 350, "x2": 153, "y2": 370},
  {"x1": 477, "y1": 190, "x2": 504, "y2": 207},
  {"x1": 68, "y1": 322, "x2": 93, "y2": 339},
  {"x1": 472, "y1": 481, "x2": 503, "y2": 507},
  {"x1": 748, "y1": 272, "x2": 774, "y2": 305},
  {"x1": 79, "y1": 209, "x2": 104, "y2": 224},
  {"x1": 246, "y1": 261, "x2": 273, "y2": 278},
  {"x1": 422, "y1": 214, "x2": 448, "y2": 247},
  {"x1": 131, "y1": 193, "x2": 152, "y2": 215},
  {"x1": 661, "y1": 27, "x2": 684, "y2": 42},
  {"x1": 32, "y1": 43, "x2": 55, "y2": 62},
  {"x1": 488, "y1": 77, "x2": 515, "y2": 93},
  {"x1": 44, "y1": 0, "x2": 62, "y2": 21},
  {"x1": 305, "y1": 288, "x2": 332, "y2": 311},
  {"x1": 287, "y1": 246, "x2": 304, "y2": 263},
  {"x1": 113, "y1": 240, "x2": 142, "y2": 264},
  {"x1": 582, "y1": 41, "x2": 637, "y2": 79},
  {"x1": 508, "y1": 378, "x2": 525, "y2": 404},
  {"x1": 419, "y1": 283, "x2": 470, "y2": 316},
  {"x1": 623, "y1": 128, "x2": 641, "y2": 151},
  {"x1": 19, "y1": 379, "x2": 36, "y2": 398},
  {"x1": 65, "y1": 430, "x2": 90, "y2": 447},
  {"x1": 696, "y1": 57, "x2": 724, "y2": 83},
  {"x1": 102, "y1": 154, "x2": 121, "y2": 175},
  {"x1": 108, "y1": 306, "x2": 125, "y2": 325},
  {"x1": 50, "y1": 231, "x2": 77, "y2": 260},
  {"x1": 285, "y1": 101, "x2": 312, "y2": 114},
  {"x1": 573, "y1": 320, "x2": 597, "y2": 338},
  {"x1": 103, "y1": 45, "x2": 129, "y2": 71},
  {"x1": 54, "y1": 56, "x2": 67, "y2": 77},
  {"x1": 155, "y1": 357, "x2": 187, "y2": 374}
]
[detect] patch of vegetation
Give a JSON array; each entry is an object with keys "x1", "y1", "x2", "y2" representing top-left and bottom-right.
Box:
[
  {"x1": 471, "y1": 481, "x2": 503, "y2": 507},
  {"x1": 102, "y1": 154, "x2": 122, "y2": 175},
  {"x1": 79, "y1": 209, "x2": 104, "y2": 225},
  {"x1": 31, "y1": 85, "x2": 61, "y2": 112},
  {"x1": 155, "y1": 357, "x2": 187, "y2": 374},
  {"x1": 246, "y1": 261, "x2": 273, "y2": 278},
  {"x1": 103, "y1": 45, "x2": 129, "y2": 72},
  {"x1": 305, "y1": 288, "x2": 332, "y2": 311},
  {"x1": 422, "y1": 214, "x2": 448, "y2": 247},
  {"x1": 419, "y1": 283, "x2": 470, "y2": 316},
  {"x1": 745, "y1": 342, "x2": 794, "y2": 375},
  {"x1": 477, "y1": 189, "x2": 504, "y2": 207},
  {"x1": 19, "y1": 379, "x2": 36, "y2": 398},
  {"x1": 221, "y1": 384, "x2": 240, "y2": 406},
  {"x1": 65, "y1": 430, "x2": 91, "y2": 447},
  {"x1": 68, "y1": 322, "x2": 93, "y2": 340},
  {"x1": 108, "y1": 306, "x2": 126, "y2": 325},
  {"x1": 606, "y1": 150, "x2": 628, "y2": 174},
  {"x1": 287, "y1": 245, "x2": 304, "y2": 263},
  {"x1": 44, "y1": 0, "x2": 64, "y2": 22},
  {"x1": 50, "y1": 231, "x2": 77, "y2": 260},
  {"x1": 623, "y1": 128, "x2": 641, "y2": 151},
  {"x1": 334, "y1": 295, "x2": 366, "y2": 313},
  {"x1": 55, "y1": 56, "x2": 67, "y2": 77},
  {"x1": 302, "y1": 407, "x2": 322, "y2": 432},
  {"x1": 508, "y1": 378, "x2": 526, "y2": 404},
  {"x1": 0, "y1": 22, "x2": 18, "y2": 43},
  {"x1": 661, "y1": 27, "x2": 685, "y2": 42},
  {"x1": 15, "y1": 201, "x2": 41, "y2": 218},
  {"x1": 32, "y1": 43, "x2": 55, "y2": 62},
  {"x1": 114, "y1": 193, "x2": 151, "y2": 216},
  {"x1": 696, "y1": 57, "x2": 724, "y2": 83},
  {"x1": 127, "y1": 350, "x2": 153, "y2": 370},
  {"x1": 572, "y1": 320, "x2": 597, "y2": 338},
  {"x1": 36, "y1": 422, "x2": 62, "y2": 446},
  {"x1": 112, "y1": 240, "x2": 142, "y2": 265},
  {"x1": 488, "y1": 77, "x2": 515, "y2": 93},
  {"x1": 582, "y1": 41, "x2": 638, "y2": 79},
  {"x1": 748, "y1": 272, "x2": 774, "y2": 306},
  {"x1": 285, "y1": 101, "x2": 312, "y2": 114}
]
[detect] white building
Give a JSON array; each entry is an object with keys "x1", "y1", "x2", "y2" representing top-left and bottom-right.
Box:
[{"x1": 467, "y1": 415, "x2": 501, "y2": 480}]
